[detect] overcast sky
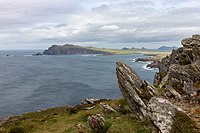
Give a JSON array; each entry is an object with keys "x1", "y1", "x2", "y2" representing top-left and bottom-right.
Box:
[{"x1": 0, "y1": 0, "x2": 200, "y2": 49}]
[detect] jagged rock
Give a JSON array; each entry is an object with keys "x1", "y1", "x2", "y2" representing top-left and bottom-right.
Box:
[
  {"x1": 99, "y1": 102, "x2": 116, "y2": 113},
  {"x1": 181, "y1": 35, "x2": 200, "y2": 48},
  {"x1": 166, "y1": 85, "x2": 182, "y2": 100},
  {"x1": 148, "y1": 97, "x2": 183, "y2": 133},
  {"x1": 154, "y1": 35, "x2": 200, "y2": 100},
  {"x1": 147, "y1": 61, "x2": 159, "y2": 68},
  {"x1": 116, "y1": 61, "x2": 154, "y2": 119},
  {"x1": 116, "y1": 61, "x2": 196, "y2": 133},
  {"x1": 81, "y1": 98, "x2": 100, "y2": 105}
]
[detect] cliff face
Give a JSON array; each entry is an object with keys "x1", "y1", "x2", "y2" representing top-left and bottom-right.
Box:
[
  {"x1": 43, "y1": 44, "x2": 111, "y2": 55},
  {"x1": 154, "y1": 35, "x2": 200, "y2": 100}
]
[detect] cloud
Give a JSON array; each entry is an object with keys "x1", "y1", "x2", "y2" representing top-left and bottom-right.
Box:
[
  {"x1": 0, "y1": 0, "x2": 200, "y2": 49},
  {"x1": 101, "y1": 25, "x2": 119, "y2": 30},
  {"x1": 55, "y1": 24, "x2": 68, "y2": 28}
]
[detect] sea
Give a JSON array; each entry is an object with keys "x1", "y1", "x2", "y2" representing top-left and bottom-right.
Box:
[{"x1": 0, "y1": 50, "x2": 158, "y2": 118}]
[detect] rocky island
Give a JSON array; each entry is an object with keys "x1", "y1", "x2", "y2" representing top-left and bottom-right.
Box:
[
  {"x1": 43, "y1": 44, "x2": 170, "y2": 58},
  {"x1": 0, "y1": 35, "x2": 199, "y2": 133},
  {"x1": 43, "y1": 44, "x2": 112, "y2": 55}
]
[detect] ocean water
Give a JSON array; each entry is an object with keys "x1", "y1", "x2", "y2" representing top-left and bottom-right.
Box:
[{"x1": 0, "y1": 50, "x2": 158, "y2": 117}]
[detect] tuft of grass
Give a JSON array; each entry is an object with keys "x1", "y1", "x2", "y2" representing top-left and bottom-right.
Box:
[
  {"x1": 8, "y1": 126, "x2": 26, "y2": 133},
  {"x1": 171, "y1": 111, "x2": 197, "y2": 133},
  {"x1": 116, "y1": 99, "x2": 127, "y2": 106},
  {"x1": 67, "y1": 108, "x2": 78, "y2": 115},
  {"x1": 136, "y1": 129, "x2": 152, "y2": 133}
]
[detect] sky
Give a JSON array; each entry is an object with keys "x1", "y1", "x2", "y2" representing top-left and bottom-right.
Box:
[{"x1": 0, "y1": 0, "x2": 200, "y2": 49}]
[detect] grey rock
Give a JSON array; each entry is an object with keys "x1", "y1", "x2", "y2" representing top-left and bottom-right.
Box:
[
  {"x1": 99, "y1": 102, "x2": 116, "y2": 113},
  {"x1": 116, "y1": 61, "x2": 152, "y2": 119},
  {"x1": 85, "y1": 105, "x2": 96, "y2": 110},
  {"x1": 81, "y1": 98, "x2": 100, "y2": 105},
  {"x1": 116, "y1": 61, "x2": 195, "y2": 133},
  {"x1": 192, "y1": 34, "x2": 200, "y2": 40},
  {"x1": 154, "y1": 35, "x2": 200, "y2": 100},
  {"x1": 166, "y1": 85, "x2": 182, "y2": 100},
  {"x1": 148, "y1": 97, "x2": 182, "y2": 133},
  {"x1": 88, "y1": 114, "x2": 105, "y2": 132}
]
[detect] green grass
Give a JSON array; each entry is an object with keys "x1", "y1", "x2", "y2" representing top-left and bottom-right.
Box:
[
  {"x1": 171, "y1": 111, "x2": 197, "y2": 133},
  {"x1": 0, "y1": 99, "x2": 154, "y2": 133}
]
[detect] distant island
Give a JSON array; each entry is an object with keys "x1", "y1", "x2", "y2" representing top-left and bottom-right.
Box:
[
  {"x1": 43, "y1": 44, "x2": 170, "y2": 58},
  {"x1": 43, "y1": 44, "x2": 111, "y2": 55},
  {"x1": 156, "y1": 46, "x2": 178, "y2": 51}
]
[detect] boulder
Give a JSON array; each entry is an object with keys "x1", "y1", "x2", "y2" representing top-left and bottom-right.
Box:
[
  {"x1": 148, "y1": 97, "x2": 183, "y2": 133},
  {"x1": 88, "y1": 114, "x2": 105, "y2": 132}
]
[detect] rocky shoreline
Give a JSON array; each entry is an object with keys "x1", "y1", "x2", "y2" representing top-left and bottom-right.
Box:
[{"x1": 0, "y1": 35, "x2": 199, "y2": 133}]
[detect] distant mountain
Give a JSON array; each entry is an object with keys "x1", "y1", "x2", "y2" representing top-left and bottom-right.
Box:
[
  {"x1": 43, "y1": 44, "x2": 112, "y2": 55},
  {"x1": 156, "y1": 46, "x2": 178, "y2": 51}
]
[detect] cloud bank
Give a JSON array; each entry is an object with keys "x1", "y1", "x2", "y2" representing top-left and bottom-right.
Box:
[{"x1": 0, "y1": 0, "x2": 200, "y2": 49}]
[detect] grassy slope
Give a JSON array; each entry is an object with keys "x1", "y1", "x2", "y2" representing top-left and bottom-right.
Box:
[
  {"x1": 88, "y1": 47, "x2": 170, "y2": 60},
  {"x1": 0, "y1": 99, "x2": 154, "y2": 133}
]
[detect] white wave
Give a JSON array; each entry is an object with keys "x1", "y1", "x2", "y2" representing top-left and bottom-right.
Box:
[
  {"x1": 142, "y1": 63, "x2": 158, "y2": 71},
  {"x1": 131, "y1": 59, "x2": 136, "y2": 62}
]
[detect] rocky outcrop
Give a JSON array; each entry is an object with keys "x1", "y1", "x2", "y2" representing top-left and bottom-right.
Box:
[
  {"x1": 147, "y1": 60, "x2": 159, "y2": 68},
  {"x1": 116, "y1": 61, "x2": 158, "y2": 119},
  {"x1": 135, "y1": 57, "x2": 156, "y2": 62},
  {"x1": 43, "y1": 44, "x2": 111, "y2": 55},
  {"x1": 116, "y1": 61, "x2": 197, "y2": 133},
  {"x1": 181, "y1": 35, "x2": 200, "y2": 48},
  {"x1": 154, "y1": 35, "x2": 200, "y2": 101},
  {"x1": 99, "y1": 102, "x2": 117, "y2": 113}
]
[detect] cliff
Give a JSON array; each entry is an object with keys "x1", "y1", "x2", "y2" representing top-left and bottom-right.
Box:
[
  {"x1": 154, "y1": 35, "x2": 200, "y2": 101},
  {"x1": 43, "y1": 44, "x2": 112, "y2": 55}
]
